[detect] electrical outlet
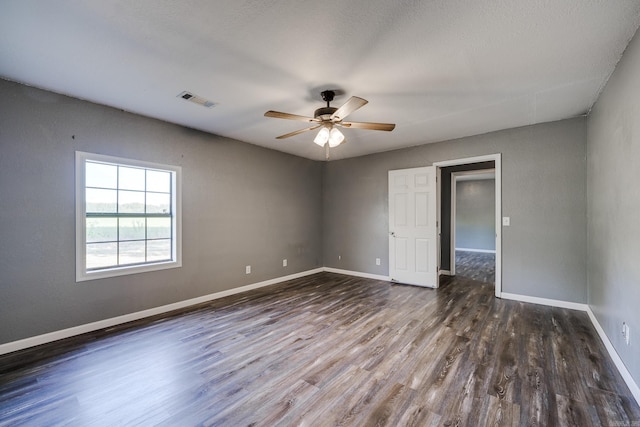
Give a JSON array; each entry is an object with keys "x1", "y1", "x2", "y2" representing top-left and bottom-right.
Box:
[
  {"x1": 283, "y1": 259, "x2": 287, "y2": 267},
  {"x1": 338, "y1": 255, "x2": 341, "y2": 261},
  {"x1": 245, "y1": 265, "x2": 251, "y2": 274},
  {"x1": 376, "y1": 258, "x2": 381, "y2": 266}
]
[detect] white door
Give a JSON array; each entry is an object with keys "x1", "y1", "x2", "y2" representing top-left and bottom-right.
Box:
[{"x1": 389, "y1": 166, "x2": 438, "y2": 287}]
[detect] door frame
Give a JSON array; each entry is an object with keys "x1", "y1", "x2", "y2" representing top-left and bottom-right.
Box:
[
  {"x1": 451, "y1": 169, "x2": 496, "y2": 276},
  {"x1": 433, "y1": 154, "x2": 502, "y2": 298}
]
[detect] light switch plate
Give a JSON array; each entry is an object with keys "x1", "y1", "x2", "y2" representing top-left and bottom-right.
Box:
[
  {"x1": 623, "y1": 323, "x2": 630, "y2": 345},
  {"x1": 503, "y1": 217, "x2": 510, "y2": 226}
]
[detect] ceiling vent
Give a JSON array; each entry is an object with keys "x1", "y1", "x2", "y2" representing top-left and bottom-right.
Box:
[{"x1": 177, "y1": 91, "x2": 217, "y2": 108}]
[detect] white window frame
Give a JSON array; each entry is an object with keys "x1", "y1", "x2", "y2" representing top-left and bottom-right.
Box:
[{"x1": 75, "y1": 151, "x2": 182, "y2": 282}]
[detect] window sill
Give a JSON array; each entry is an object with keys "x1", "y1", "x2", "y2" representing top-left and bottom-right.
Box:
[{"x1": 76, "y1": 260, "x2": 182, "y2": 282}]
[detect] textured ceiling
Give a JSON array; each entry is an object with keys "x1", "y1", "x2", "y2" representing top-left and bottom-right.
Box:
[{"x1": 1, "y1": 1, "x2": 640, "y2": 161}]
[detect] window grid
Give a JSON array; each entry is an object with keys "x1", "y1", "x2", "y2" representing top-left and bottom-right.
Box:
[
  {"x1": 76, "y1": 152, "x2": 181, "y2": 282},
  {"x1": 84, "y1": 161, "x2": 174, "y2": 271}
]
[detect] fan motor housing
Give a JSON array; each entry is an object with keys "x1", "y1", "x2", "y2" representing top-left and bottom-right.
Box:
[{"x1": 314, "y1": 107, "x2": 337, "y2": 120}]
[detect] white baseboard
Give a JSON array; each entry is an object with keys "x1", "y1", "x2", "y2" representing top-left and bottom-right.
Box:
[
  {"x1": 0, "y1": 268, "x2": 324, "y2": 356},
  {"x1": 323, "y1": 267, "x2": 390, "y2": 282},
  {"x1": 500, "y1": 292, "x2": 589, "y2": 311},
  {"x1": 586, "y1": 307, "x2": 640, "y2": 405},
  {"x1": 439, "y1": 270, "x2": 452, "y2": 276},
  {"x1": 455, "y1": 248, "x2": 496, "y2": 254}
]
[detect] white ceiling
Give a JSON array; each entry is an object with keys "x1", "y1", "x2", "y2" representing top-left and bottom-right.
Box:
[{"x1": 2, "y1": 1, "x2": 640, "y2": 161}]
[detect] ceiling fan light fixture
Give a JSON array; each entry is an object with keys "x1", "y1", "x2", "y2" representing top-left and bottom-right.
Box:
[
  {"x1": 314, "y1": 127, "x2": 330, "y2": 146},
  {"x1": 328, "y1": 127, "x2": 344, "y2": 147},
  {"x1": 265, "y1": 91, "x2": 395, "y2": 154}
]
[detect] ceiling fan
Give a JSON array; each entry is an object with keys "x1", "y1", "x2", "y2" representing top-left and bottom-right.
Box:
[{"x1": 264, "y1": 90, "x2": 395, "y2": 156}]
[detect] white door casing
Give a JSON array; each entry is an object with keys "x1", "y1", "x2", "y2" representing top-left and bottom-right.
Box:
[{"x1": 388, "y1": 166, "x2": 438, "y2": 288}]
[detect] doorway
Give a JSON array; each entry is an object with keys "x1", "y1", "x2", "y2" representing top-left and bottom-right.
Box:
[
  {"x1": 451, "y1": 170, "x2": 496, "y2": 284},
  {"x1": 433, "y1": 154, "x2": 502, "y2": 297}
]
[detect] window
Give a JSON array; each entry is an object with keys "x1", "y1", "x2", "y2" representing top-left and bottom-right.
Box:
[{"x1": 76, "y1": 152, "x2": 181, "y2": 281}]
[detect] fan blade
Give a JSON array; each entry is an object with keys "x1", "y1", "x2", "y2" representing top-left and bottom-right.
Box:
[
  {"x1": 276, "y1": 124, "x2": 322, "y2": 139},
  {"x1": 265, "y1": 110, "x2": 318, "y2": 122},
  {"x1": 340, "y1": 121, "x2": 396, "y2": 131},
  {"x1": 330, "y1": 96, "x2": 368, "y2": 121}
]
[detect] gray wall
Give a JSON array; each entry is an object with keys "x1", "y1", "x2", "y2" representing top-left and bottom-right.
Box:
[
  {"x1": 455, "y1": 179, "x2": 496, "y2": 251},
  {"x1": 0, "y1": 79, "x2": 323, "y2": 344},
  {"x1": 323, "y1": 117, "x2": 587, "y2": 303},
  {"x1": 587, "y1": 28, "x2": 640, "y2": 386}
]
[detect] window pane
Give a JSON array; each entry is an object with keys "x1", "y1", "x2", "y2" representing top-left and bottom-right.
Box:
[
  {"x1": 79, "y1": 153, "x2": 180, "y2": 280},
  {"x1": 86, "y1": 242, "x2": 118, "y2": 269},
  {"x1": 119, "y1": 217, "x2": 146, "y2": 241},
  {"x1": 147, "y1": 239, "x2": 171, "y2": 262},
  {"x1": 86, "y1": 162, "x2": 117, "y2": 189},
  {"x1": 118, "y1": 190, "x2": 145, "y2": 213},
  {"x1": 119, "y1": 166, "x2": 145, "y2": 191},
  {"x1": 119, "y1": 241, "x2": 145, "y2": 265},
  {"x1": 86, "y1": 188, "x2": 117, "y2": 213},
  {"x1": 147, "y1": 217, "x2": 171, "y2": 239},
  {"x1": 146, "y1": 193, "x2": 171, "y2": 214},
  {"x1": 86, "y1": 217, "x2": 117, "y2": 243},
  {"x1": 147, "y1": 170, "x2": 171, "y2": 193}
]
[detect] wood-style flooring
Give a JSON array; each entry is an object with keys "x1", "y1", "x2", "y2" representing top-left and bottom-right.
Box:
[
  {"x1": 0, "y1": 272, "x2": 638, "y2": 426},
  {"x1": 455, "y1": 250, "x2": 496, "y2": 284}
]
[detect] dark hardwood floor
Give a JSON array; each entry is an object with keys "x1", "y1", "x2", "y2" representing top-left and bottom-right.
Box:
[
  {"x1": 455, "y1": 250, "x2": 495, "y2": 284},
  {"x1": 1, "y1": 272, "x2": 638, "y2": 426}
]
